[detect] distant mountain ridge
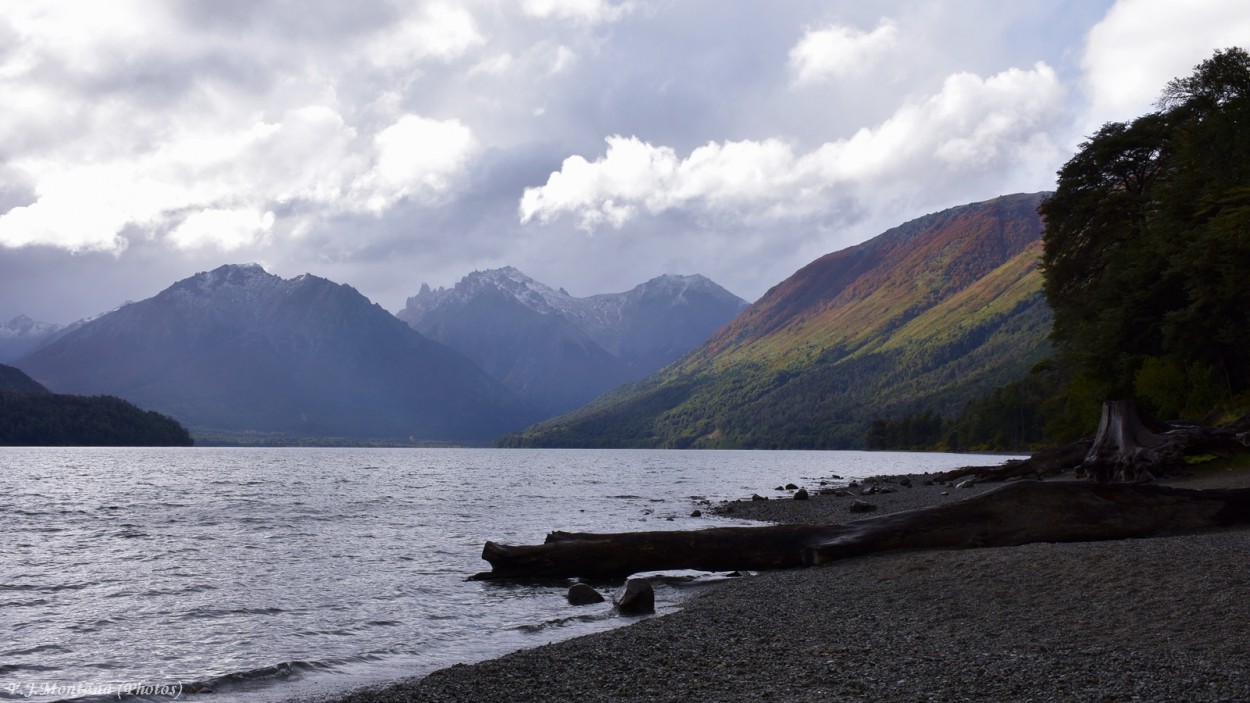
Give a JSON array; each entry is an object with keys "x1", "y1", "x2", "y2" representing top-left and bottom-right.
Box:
[
  {"x1": 0, "y1": 315, "x2": 63, "y2": 363},
  {"x1": 503, "y1": 193, "x2": 1053, "y2": 448},
  {"x1": 17, "y1": 264, "x2": 539, "y2": 443},
  {"x1": 398, "y1": 267, "x2": 747, "y2": 414}
]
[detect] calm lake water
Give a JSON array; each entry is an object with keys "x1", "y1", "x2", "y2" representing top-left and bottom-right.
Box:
[{"x1": 0, "y1": 448, "x2": 1015, "y2": 702}]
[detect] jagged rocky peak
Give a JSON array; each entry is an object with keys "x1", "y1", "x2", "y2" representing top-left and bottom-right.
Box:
[
  {"x1": 404, "y1": 266, "x2": 573, "y2": 322},
  {"x1": 170, "y1": 263, "x2": 281, "y2": 296}
]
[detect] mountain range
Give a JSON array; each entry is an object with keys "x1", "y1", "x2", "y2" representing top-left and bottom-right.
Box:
[
  {"x1": 17, "y1": 264, "x2": 541, "y2": 443},
  {"x1": 502, "y1": 192, "x2": 1053, "y2": 449},
  {"x1": 398, "y1": 267, "x2": 747, "y2": 414}
]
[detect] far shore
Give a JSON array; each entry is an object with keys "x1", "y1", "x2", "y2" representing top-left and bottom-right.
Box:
[{"x1": 319, "y1": 464, "x2": 1250, "y2": 702}]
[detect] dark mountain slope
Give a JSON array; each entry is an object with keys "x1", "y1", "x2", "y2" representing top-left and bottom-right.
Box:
[{"x1": 18, "y1": 264, "x2": 539, "y2": 442}]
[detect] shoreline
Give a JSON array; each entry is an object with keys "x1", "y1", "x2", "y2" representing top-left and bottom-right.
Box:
[{"x1": 319, "y1": 467, "x2": 1250, "y2": 702}]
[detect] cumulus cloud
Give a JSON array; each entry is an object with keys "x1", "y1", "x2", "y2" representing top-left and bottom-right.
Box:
[
  {"x1": 0, "y1": 1, "x2": 485, "y2": 253},
  {"x1": 366, "y1": 2, "x2": 486, "y2": 67},
  {"x1": 521, "y1": 0, "x2": 632, "y2": 24},
  {"x1": 369, "y1": 115, "x2": 477, "y2": 206},
  {"x1": 1082, "y1": 0, "x2": 1250, "y2": 126},
  {"x1": 169, "y1": 208, "x2": 276, "y2": 251},
  {"x1": 789, "y1": 18, "x2": 898, "y2": 85},
  {"x1": 520, "y1": 62, "x2": 1065, "y2": 229}
]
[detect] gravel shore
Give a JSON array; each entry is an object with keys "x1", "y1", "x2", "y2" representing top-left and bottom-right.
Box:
[{"x1": 326, "y1": 470, "x2": 1250, "y2": 702}]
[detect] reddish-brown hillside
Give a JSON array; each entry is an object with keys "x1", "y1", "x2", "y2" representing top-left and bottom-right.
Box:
[{"x1": 505, "y1": 193, "x2": 1052, "y2": 449}]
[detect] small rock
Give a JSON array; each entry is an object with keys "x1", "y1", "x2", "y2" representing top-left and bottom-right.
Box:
[
  {"x1": 848, "y1": 481, "x2": 860, "y2": 488},
  {"x1": 568, "y1": 582, "x2": 605, "y2": 605},
  {"x1": 615, "y1": 578, "x2": 655, "y2": 615},
  {"x1": 818, "y1": 487, "x2": 837, "y2": 496},
  {"x1": 955, "y1": 479, "x2": 976, "y2": 489},
  {"x1": 690, "y1": 509, "x2": 702, "y2": 517},
  {"x1": 793, "y1": 488, "x2": 809, "y2": 500},
  {"x1": 752, "y1": 493, "x2": 768, "y2": 501},
  {"x1": 775, "y1": 485, "x2": 785, "y2": 491},
  {"x1": 877, "y1": 485, "x2": 898, "y2": 494},
  {"x1": 940, "y1": 491, "x2": 950, "y2": 497},
  {"x1": 849, "y1": 499, "x2": 877, "y2": 513},
  {"x1": 899, "y1": 477, "x2": 913, "y2": 488},
  {"x1": 830, "y1": 474, "x2": 843, "y2": 480},
  {"x1": 785, "y1": 483, "x2": 799, "y2": 490}
]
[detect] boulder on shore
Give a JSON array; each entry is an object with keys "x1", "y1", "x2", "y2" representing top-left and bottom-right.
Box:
[
  {"x1": 615, "y1": 578, "x2": 655, "y2": 615},
  {"x1": 568, "y1": 582, "x2": 605, "y2": 605}
]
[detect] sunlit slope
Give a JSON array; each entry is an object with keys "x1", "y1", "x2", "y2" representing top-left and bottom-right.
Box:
[{"x1": 503, "y1": 193, "x2": 1051, "y2": 448}]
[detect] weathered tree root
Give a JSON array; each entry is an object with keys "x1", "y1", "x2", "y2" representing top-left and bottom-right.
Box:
[{"x1": 472, "y1": 481, "x2": 1250, "y2": 580}]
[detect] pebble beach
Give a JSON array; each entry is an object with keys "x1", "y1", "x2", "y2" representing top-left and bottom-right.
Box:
[{"x1": 322, "y1": 467, "x2": 1250, "y2": 702}]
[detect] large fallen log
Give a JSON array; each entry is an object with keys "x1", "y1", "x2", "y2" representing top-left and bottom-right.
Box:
[{"x1": 473, "y1": 481, "x2": 1250, "y2": 580}]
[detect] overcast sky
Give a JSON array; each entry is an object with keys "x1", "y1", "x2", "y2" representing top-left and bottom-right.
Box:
[{"x1": 2, "y1": 0, "x2": 1248, "y2": 324}]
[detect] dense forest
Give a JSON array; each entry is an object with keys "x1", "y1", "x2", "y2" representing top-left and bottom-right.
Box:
[
  {"x1": 873, "y1": 48, "x2": 1250, "y2": 450},
  {"x1": 0, "y1": 391, "x2": 194, "y2": 446},
  {"x1": 0, "y1": 363, "x2": 192, "y2": 446}
]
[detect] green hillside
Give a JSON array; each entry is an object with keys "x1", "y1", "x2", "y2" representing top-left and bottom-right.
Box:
[{"x1": 501, "y1": 193, "x2": 1052, "y2": 449}]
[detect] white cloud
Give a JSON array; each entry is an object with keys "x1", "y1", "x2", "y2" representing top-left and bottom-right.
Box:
[
  {"x1": 521, "y1": 0, "x2": 631, "y2": 24},
  {"x1": 169, "y1": 208, "x2": 275, "y2": 251},
  {"x1": 1082, "y1": 0, "x2": 1250, "y2": 126},
  {"x1": 0, "y1": 106, "x2": 476, "y2": 251},
  {"x1": 369, "y1": 115, "x2": 477, "y2": 206},
  {"x1": 366, "y1": 3, "x2": 486, "y2": 67},
  {"x1": 789, "y1": 18, "x2": 898, "y2": 86},
  {"x1": 520, "y1": 63, "x2": 1065, "y2": 229}
]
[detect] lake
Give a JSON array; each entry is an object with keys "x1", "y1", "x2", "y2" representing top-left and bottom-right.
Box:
[{"x1": 0, "y1": 447, "x2": 1015, "y2": 702}]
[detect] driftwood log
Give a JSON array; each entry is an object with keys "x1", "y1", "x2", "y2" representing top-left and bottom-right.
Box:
[{"x1": 473, "y1": 481, "x2": 1250, "y2": 580}]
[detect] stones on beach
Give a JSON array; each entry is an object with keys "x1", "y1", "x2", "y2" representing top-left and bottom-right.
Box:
[
  {"x1": 568, "y1": 582, "x2": 606, "y2": 606},
  {"x1": 691, "y1": 509, "x2": 703, "y2": 517},
  {"x1": 614, "y1": 578, "x2": 655, "y2": 615},
  {"x1": 899, "y1": 477, "x2": 913, "y2": 488},
  {"x1": 752, "y1": 493, "x2": 768, "y2": 501},
  {"x1": 793, "y1": 488, "x2": 809, "y2": 500},
  {"x1": 849, "y1": 499, "x2": 877, "y2": 513},
  {"x1": 785, "y1": 483, "x2": 799, "y2": 490}
]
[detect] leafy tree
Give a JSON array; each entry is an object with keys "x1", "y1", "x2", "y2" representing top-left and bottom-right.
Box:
[{"x1": 1040, "y1": 48, "x2": 1250, "y2": 419}]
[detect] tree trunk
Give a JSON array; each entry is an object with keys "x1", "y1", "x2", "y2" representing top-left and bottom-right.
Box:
[
  {"x1": 472, "y1": 481, "x2": 1250, "y2": 580},
  {"x1": 1082, "y1": 400, "x2": 1170, "y2": 482}
]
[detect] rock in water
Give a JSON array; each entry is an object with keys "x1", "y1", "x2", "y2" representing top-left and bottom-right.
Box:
[
  {"x1": 567, "y1": 582, "x2": 605, "y2": 605},
  {"x1": 614, "y1": 578, "x2": 655, "y2": 615},
  {"x1": 793, "y1": 488, "x2": 809, "y2": 500}
]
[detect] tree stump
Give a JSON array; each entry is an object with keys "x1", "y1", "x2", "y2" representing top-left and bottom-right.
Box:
[{"x1": 1082, "y1": 400, "x2": 1170, "y2": 483}]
